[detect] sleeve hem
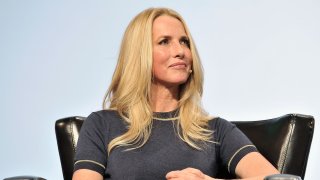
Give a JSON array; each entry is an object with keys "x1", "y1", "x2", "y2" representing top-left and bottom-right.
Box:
[
  {"x1": 74, "y1": 160, "x2": 106, "y2": 176},
  {"x1": 227, "y1": 145, "x2": 257, "y2": 175}
]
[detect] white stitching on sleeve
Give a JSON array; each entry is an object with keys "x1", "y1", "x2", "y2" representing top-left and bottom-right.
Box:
[
  {"x1": 75, "y1": 160, "x2": 106, "y2": 169},
  {"x1": 227, "y1": 145, "x2": 256, "y2": 173}
]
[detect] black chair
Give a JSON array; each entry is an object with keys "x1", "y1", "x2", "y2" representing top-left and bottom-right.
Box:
[{"x1": 55, "y1": 114, "x2": 314, "y2": 180}]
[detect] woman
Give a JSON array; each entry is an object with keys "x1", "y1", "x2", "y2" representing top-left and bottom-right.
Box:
[{"x1": 73, "y1": 8, "x2": 279, "y2": 180}]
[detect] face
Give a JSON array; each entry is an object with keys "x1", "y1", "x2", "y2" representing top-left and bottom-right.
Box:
[{"x1": 152, "y1": 15, "x2": 193, "y2": 87}]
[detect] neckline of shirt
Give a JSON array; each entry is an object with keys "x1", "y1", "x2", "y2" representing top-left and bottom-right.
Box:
[{"x1": 153, "y1": 109, "x2": 179, "y2": 121}]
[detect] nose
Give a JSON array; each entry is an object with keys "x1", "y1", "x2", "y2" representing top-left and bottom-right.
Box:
[{"x1": 171, "y1": 41, "x2": 185, "y2": 59}]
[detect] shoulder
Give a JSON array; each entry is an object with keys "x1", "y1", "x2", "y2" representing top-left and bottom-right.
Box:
[
  {"x1": 90, "y1": 109, "x2": 121, "y2": 120},
  {"x1": 84, "y1": 109, "x2": 128, "y2": 136},
  {"x1": 82, "y1": 109, "x2": 125, "y2": 130},
  {"x1": 86, "y1": 109, "x2": 123, "y2": 123},
  {"x1": 208, "y1": 117, "x2": 236, "y2": 130},
  {"x1": 207, "y1": 117, "x2": 240, "y2": 143}
]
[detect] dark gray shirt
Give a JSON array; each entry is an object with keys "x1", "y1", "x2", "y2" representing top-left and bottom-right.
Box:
[{"x1": 74, "y1": 110, "x2": 257, "y2": 179}]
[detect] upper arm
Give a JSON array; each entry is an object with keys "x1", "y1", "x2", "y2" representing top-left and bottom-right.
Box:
[
  {"x1": 214, "y1": 118, "x2": 258, "y2": 175},
  {"x1": 235, "y1": 152, "x2": 279, "y2": 178},
  {"x1": 73, "y1": 169, "x2": 103, "y2": 180},
  {"x1": 73, "y1": 112, "x2": 108, "y2": 177}
]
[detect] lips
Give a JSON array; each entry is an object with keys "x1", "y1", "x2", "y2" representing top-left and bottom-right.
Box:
[{"x1": 169, "y1": 62, "x2": 187, "y2": 68}]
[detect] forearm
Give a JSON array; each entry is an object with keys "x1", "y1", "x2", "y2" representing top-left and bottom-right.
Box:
[{"x1": 72, "y1": 169, "x2": 103, "y2": 180}]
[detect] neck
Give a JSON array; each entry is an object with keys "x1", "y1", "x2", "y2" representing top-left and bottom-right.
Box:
[{"x1": 151, "y1": 83, "x2": 179, "y2": 112}]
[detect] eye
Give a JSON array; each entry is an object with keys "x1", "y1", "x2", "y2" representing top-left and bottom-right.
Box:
[
  {"x1": 159, "y1": 38, "x2": 169, "y2": 45},
  {"x1": 180, "y1": 38, "x2": 190, "y2": 48}
]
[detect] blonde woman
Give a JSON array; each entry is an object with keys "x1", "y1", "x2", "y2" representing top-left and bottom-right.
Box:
[{"x1": 73, "y1": 8, "x2": 279, "y2": 180}]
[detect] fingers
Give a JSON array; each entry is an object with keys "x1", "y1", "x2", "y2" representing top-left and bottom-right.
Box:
[
  {"x1": 166, "y1": 167, "x2": 206, "y2": 180},
  {"x1": 182, "y1": 168, "x2": 205, "y2": 178}
]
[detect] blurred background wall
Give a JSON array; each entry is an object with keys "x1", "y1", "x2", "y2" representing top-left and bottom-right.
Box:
[{"x1": 0, "y1": 1, "x2": 319, "y2": 179}]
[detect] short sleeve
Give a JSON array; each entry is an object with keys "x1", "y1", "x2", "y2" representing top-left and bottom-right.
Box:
[
  {"x1": 213, "y1": 118, "x2": 257, "y2": 176},
  {"x1": 74, "y1": 112, "x2": 108, "y2": 175}
]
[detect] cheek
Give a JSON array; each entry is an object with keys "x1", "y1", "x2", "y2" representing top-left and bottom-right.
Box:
[
  {"x1": 185, "y1": 50, "x2": 193, "y2": 65},
  {"x1": 152, "y1": 51, "x2": 163, "y2": 74},
  {"x1": 153, "y1": 49, "x2": 167, "y2": 63},
  {"x1": 152, "y1": 49, "x2": 170, "y2": 70}
]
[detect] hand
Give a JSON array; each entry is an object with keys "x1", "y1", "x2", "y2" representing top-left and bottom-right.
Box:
[{"x1": 166, "y1": 167, "x2": 215, "y2": 180}]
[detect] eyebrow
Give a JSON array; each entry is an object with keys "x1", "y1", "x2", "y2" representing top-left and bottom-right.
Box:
[
  {"x1": 155, "y1": 35, "x2": 189, "y2": 41},
  {"x1": 158, "y1": 35, "x2": 171, "y2": 39}
]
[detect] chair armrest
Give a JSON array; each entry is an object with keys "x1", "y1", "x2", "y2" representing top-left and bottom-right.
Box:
[{"x1": 4, "y1": 176, "x2": 46, "y2": 180}]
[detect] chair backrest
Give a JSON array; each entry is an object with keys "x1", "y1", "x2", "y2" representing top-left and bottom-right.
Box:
[
  {"x1": 55, "y1": 116, "x2": 85, "y2": 180},
  {"x1": 55, "y1": 114, "x2": 314, "y2": 180},
  {"x1": 217, "y1": 114, "x2": 314, "y2": 179}
]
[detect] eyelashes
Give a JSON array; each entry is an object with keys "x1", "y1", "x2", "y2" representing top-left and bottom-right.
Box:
[
  {"x1": 159, "y1": 39, "x2": 169, "y2": 45},
  {"x1": 180, "y1": 37, "x2": 190, "y2": 48},
  {"x1": 158, "y1": 37, "x2": 190, "y2": 48}
]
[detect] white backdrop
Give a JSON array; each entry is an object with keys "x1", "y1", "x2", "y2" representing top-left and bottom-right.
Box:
[{"x1": 0, "y1": 1, "x2": 319, "y2": 179}]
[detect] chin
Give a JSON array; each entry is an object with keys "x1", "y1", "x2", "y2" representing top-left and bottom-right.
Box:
[
  {"x1": 154, "y1": 73, "x2": 190, "y2": 87},
  {"x1": 170, "y1": 77, "x2": 189, "y2": 85}
]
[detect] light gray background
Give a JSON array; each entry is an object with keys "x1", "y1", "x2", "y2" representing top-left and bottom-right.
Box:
[{"x1": 0, "y1": 1, "x2": 319, "y2": 179}]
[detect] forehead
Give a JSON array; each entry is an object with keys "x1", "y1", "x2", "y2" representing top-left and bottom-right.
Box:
[{"x1": 152, "y1": 15, "x2": 187, "y2": 37}]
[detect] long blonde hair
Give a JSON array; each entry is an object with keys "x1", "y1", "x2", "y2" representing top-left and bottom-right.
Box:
[{"x1": 103, "y1": 8, "x2": 212, "y2": 154}]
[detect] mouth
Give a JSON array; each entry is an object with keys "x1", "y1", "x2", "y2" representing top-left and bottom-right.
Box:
[{"x1": 169, "y1": 62, "x2": 187, "y2": 69}]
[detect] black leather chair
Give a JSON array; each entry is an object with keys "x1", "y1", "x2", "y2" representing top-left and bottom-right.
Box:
[{"x1": 55, "y1": 114, "x2": 314, "y2": 180}]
